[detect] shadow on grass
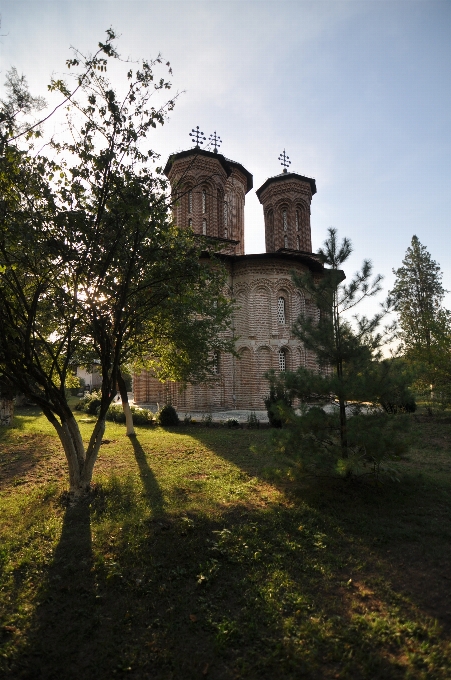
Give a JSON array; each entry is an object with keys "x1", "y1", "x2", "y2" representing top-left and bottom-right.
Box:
[
  {"x1": 4, "y1": 484, "x2": 450, "y2": 679},
  {"x1": 9, "y1": 500, "x2": 98, "y2": 679},
  {"x1": 129, "y1": 435, "x2": 165, "y2": 516},
  {"x1": 8, "y1": 407, "x2": 45, "y2": 431},
  {"x1": 0, "y1": 432, "x2": 61, "y2": 491},
  {"x1": 185, "y1": 427, "x2": 451, "y2": 635},
  {"x1": 3, "y1": 425, "x2": 451, "y2": 680}
]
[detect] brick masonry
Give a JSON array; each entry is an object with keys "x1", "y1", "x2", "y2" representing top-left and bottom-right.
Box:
[{"x1": 133, "y1": 150, "x2": 324, "y2": 411}]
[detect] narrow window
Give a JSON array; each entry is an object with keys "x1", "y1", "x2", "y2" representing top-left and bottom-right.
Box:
[
  {"x1": 188, "y1": 189, "x2": 193, "y2": 213},
  {"x1": 224, "y1": 201, "x2": 228, "y2": 228},
  {"x1": 202, "y1": 189, "x2": 206, "y2": 214},
  {"x1": 278, "y1": 349, "x2": 286, "y2": 372},
  {"x1": 212, "y1": 351, "x2": 219, "y2": 374},
  {"x1": 202, "y1": 219, "x2": 207, "y2": 235},
  {"x1": 296, "y1": 210, "x2": 300, "y2": 230},
  {"x1": 224, "y1": 227, "x2": 228, "y2": 239},
  {"x1": 188, "y1": 218, "x2": 193, "y2": 229},
  {"x1": 284, "y1": 235, "x2": 288, "y2": 248},
  {"x1": 296, "y1": 236, "x2": 300, "y2": 250},
  {"x1": 277, "y1": 297, "x2": 286, "y2": 325},
  {"x1": 283, "y1": 209, "x2": 288, "y2": 231}
]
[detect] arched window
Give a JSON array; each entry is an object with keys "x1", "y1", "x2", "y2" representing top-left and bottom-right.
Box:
[
  {"x1": 202, "y1": 219, "x2": 207, "y2": 235},
  {"x1": 296, "y1": 210, "x2": 300, "y2": 230},
  {"x1": 278, "y1": 348, "x2": 287, "y2": 372},
  {"x1": 284, "y1": 235, "x2": 288, "y2": 248},
  {"x1": 277, "y1": 296, "x2": 286, "y2": 325},
  {"x1": 212, "y1": 351, "x2": 219, "y2": 374},
  {"x1": 188, "y1": 189, "x2": 193, "y2": 213},
  {"x1": 202, "y1": 189, "x2": 206, "y2": 214},
  {"x1": 282, "y1": 209, "x2": 288, "y2": 231}
]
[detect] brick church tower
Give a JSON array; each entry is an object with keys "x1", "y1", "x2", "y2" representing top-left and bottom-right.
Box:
[
  {"x1": 164, "y1": 146, "x2": 252, "y2": 255},
  {"x1": 257, "y1": 169, "x2": 316, "y2": 254},
  {"x1": 133, "y1": 140, "x2": 325, "y2": 411}
]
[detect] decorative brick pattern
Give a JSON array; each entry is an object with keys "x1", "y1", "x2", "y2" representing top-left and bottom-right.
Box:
[
  {"x1": 133, "y1": 150, "x2": 325, "y2": 411},
  {"x1": 258, "y1": 174, "x2": 314, "y2": 253}
]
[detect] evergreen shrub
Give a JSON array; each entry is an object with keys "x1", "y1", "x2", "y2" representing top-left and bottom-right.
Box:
[
  {"x1": 247, "y1": 412, "x2": 260, "y2": 428},
  {"x1": 264, "y1": 382, "x2": 292, "y2": 428},
  {"x1": 158, "y1": 404, "x2": 179, "y2": 426}
]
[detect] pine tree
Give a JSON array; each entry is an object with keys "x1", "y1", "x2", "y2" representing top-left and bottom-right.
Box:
[
  {"x1": 391, "y1": 236, "x2": 451, "y2": 407},
  {"x1": 268, "y1": 229, "x2": 412, "y2": 477},
  {"x1": 391, "y1": 235, "x2": 447, "y2": 359}
]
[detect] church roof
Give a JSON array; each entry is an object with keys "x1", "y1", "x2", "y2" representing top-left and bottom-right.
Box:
[
  {"x1": 164, "y1": 148, "x2": 253, "y2": 194},
  {"x1": 256, "y1": 171, "x2": 317, "y2": 199},
  {"x1": 209, "y1": 249, "x2": 325, "y2": 273}
]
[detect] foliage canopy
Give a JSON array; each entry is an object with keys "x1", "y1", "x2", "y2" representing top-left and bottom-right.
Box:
[{"x1": 0, "y1": 31, "x2": 233, "y2": 493}]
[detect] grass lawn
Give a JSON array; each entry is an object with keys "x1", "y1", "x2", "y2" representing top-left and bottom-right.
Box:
[{"x1": 0, "y1": 407, "x2": 451, "y2": 679}]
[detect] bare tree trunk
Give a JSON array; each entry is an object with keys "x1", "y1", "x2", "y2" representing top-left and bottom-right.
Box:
[
  {"x1": 0, "y1": 398, "x2": 14, "y2": 426},
  {"x1": 117, "y1": 369, "x2": 135, "y2": 436},
  {"x1": 81, "y1": 417, "x2": 106, "y2": 487},
  {"x1": 53, "y1": 417, "x2": 86, "y2": 493},
  {"x1": 339, "y1": 398, "x2": 348, "y2": 459},
  {"x1": 52, "y1": 412, "x2": 104, "y2": 495}
]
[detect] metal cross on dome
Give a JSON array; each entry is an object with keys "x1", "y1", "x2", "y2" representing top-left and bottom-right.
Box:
[
  {"x1": 278, "y1": 149, "x2": 291, "y2": 173},
  {"x1": 189, "y1": 126, "x2": 206, "y2": 148},
  {"x1": 209, "y1": 131, "x2": 222, "y2": 154}
]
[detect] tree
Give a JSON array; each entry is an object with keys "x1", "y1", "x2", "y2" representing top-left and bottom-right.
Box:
[
  {"x1": 391, "y1": 236, "x2": 447, "y2": 357},
  {"x1": 0, "y1": 31, "x2": 233, "y2": 494},
  {"x1": 268, "y1": 228, "x2": 410, "y2": 476},
  {"x1": 391, "y1": 236, "x2": 451, "y2": 407}
]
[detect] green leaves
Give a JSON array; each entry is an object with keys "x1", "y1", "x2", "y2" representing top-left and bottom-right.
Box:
[
  {"x1": 269, "y1": 229, "x2": 410, "y2": 477},
  {"x1": 0, "y1": 31, "x2": 230, "y2": 490}
]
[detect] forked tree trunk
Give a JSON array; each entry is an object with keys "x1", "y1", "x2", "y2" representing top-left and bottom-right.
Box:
[
  {"x1": 117, "y1": 370, "x2": 135, "y2": 436},
  {"x1": 53, "y1": 413, "x2": 105, "y2": 495}
]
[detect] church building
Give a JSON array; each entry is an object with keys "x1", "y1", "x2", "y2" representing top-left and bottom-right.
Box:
[{"x1": 133, "y1": 137, "x2": 325, "y2": 411}]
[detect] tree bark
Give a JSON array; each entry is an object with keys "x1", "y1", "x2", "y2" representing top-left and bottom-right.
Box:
[
  {"x1": 53, "y1": 413, "x2": 104, "y2": 495},
  {"x1": 0, "y1": 398, "x2": 14, "y2": 426},
  {"x1": 339, "y1": 398, "x2": 348, "y2": 459},
  {"x1": 81, "y1": 417, "x2": 106, "y2": 487}
]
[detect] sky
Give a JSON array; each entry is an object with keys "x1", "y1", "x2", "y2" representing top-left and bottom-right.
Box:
[{"x1": 1, "y1": 0, "x2": 451, "y2": 318}]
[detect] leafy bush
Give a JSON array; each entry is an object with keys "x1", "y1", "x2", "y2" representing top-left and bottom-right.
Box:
[
  {"x1": 74, "y1": 390, "x2": 102, "y2": 414},
  {"x1": 226, "y1": 418, "x2": 240, "y2": 428},
  {"x1": 132, "y1": 406, "x2": 155, "y2": 425},
  {"x1": 158, "y1": 404, "x2": 179, "y2": 426},
  {"x1": 105, "y1": 403, "x2": 126, "y2": 423},
  {"x1": 105, "y1": 403, "x2": 154, "y2": 425}
]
